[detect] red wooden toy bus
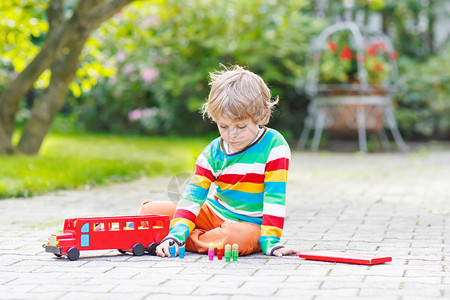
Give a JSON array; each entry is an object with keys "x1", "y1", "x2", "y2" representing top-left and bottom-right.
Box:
[{"x1": 44, "y1": 214, "x2": 169, "y2": 261}]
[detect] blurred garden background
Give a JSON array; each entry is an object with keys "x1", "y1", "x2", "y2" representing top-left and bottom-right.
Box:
[{"x1": 0, "y1": 0, "x2": 449, "y2": 198}]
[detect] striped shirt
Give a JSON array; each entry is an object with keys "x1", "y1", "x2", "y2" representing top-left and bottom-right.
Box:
[{"x1": 167, "y1": 127, "x2": 290, "y2": 255}]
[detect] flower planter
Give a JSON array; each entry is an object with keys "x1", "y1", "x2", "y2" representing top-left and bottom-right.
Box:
[{"x1": 315, "y1": 86, "x2": 389, "y2": 138}]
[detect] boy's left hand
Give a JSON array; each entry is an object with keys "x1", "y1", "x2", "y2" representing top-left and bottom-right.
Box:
[{"x1": 273, "y1": 247, "x2": 301, "y2": 257}]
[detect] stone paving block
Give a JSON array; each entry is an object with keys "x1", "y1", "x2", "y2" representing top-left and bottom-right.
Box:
[
  {"x1": 168, "y1": 273, "x2": 212, "y2": 282},
  {"x1": 191, "y1": 279, "x2": 242, "y2": 289},
  {"x1": 276, "y1": 280, "x2": 323, "y2": 290},
  {"x1": 101, "y1": 266, "x2": 143, "y2": 279},
  {"x1": 256, "y1": 267, "x2": 330, "y2": 277},
  {"x1": 0, "y1": 255, "x2": 26, "y2": 266},
  {"x1": 0, "y1": 264, "x2": 41, "y2": 274},
  {"x1": 357, "y1": 288, "x2": 405, "y2": 298},
  {"x1": 75, "y1": 280, "x2": 119, "y2": 293},
  {"x1": 312, "y1": 287, "x2": 360, "y2": 297},
  {"x1": 359, "y1": 266, "x2": 405, "y2": 277},
  {"x1": 192, "y1": 285, "x2": 251, "y2": 297},
  {"x1": 211, "y1": 267, "x2": 256, "y2": 276},
  {"x1": 130, "y1": 272, "x2": 171, "y2": 283},
  {"x1": 273, "y1": 288, "x2": 316, "y2": 298},
  {"x1": 32, "y1": 265, "x2": 113, "y2": 274},
  {"x1": 0, "y1": 291, "x2": 65, "y2": 300},
  {"x1": 0, "y1": 284, "x2": 40, "y2": 297},
  {"x1": 112, "y1": 282, "x2": 198, "y2": 294},
  {"x1": 146, "y1": 295, "x2": 230, "y2": 300},
  {"x1": 215, "y1": 281, "x2": 278, "y2": 297},
  {"x1": 7, "y1": 276, "x2": 87, "y2": 287},
  {"x1": 243, "y1": 275, "x2": 288, "y2": 283},
  {"x1": 397, "y1": 286, "x2": 444, "y2": 297},
  {"x1": 63, "y1": 291, "x2": 149, "y2": 300},
  {"x1": 321, "y1": 278, "x2": 399, "y2": 289},
  {"x1": 82, "y1": 259, "x2": 158, "y2": 268},
  {"x1": 284, "y1": 275, "x2": 328, "y2": 283}
]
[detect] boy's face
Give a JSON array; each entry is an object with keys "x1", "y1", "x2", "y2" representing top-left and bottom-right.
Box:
[{"x1": 216, "y1": 116, "x2": 260, "y2": 152}]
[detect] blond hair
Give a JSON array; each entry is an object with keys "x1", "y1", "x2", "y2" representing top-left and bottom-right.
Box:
[{"x1": 202, "y1": 65, "x2": 278, "y2": 125}]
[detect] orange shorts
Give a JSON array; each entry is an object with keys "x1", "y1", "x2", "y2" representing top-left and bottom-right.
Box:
[{"x1": 139, "y1": 200, "x2": 261, "y2": 255}]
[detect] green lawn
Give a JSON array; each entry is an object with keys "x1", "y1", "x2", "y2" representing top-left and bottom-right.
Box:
[{"x1": 0, "y1": 133, "x2": 209, "y2": 199}]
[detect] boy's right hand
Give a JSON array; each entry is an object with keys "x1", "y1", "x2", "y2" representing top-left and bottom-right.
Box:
[{"x1": 155, "y1": 239, "x2": 178, "y2": 257}]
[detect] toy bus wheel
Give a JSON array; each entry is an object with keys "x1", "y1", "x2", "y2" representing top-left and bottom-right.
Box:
[
  {"x1": 118, "y1": 249, "x2": 127, "y2": 254},
  {"x1": 67, "y1": 247, "x2": 80, "y2": 261},
  {"x1": 54, "y1": 254, "x2": 62, "y2": 257},
  {"x1": 147, "y1": 242, "x2": 158, "y2": 256},
  {"x1": 132, "y1": 243, "x2": 145, "y2": 256}
]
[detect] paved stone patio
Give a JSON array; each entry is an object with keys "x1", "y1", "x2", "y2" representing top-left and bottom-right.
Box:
[{"x1": 1, "y1": 146, "x2": 449, "y2": 299}]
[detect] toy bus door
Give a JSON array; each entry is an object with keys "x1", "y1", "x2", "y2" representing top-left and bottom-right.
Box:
[{"x1": 80, "y1": 222, "x2": 90, "y2": 248}]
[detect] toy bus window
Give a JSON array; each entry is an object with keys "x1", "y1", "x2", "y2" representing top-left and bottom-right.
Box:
[
  {"x1": 138, "y1": 221, "x2": 149, "y2": 230},
  {"x1": 94, "y1": 223, "x2": 105, "y2": 231},
  {"x1": 109, "y1": 222, "x2": 120, "y2": 231},
  {"x1": 81, "y1": 223, "x2": 89, "y2": 233},
  {"x1": 124, "y1": 222, "x2": 134, "y2": 230},
  {"x1": 153, "y1": 220, "x2": 164, "y2": 229}
]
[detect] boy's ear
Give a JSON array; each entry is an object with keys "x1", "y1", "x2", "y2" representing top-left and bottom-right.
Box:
[{"x1": 260, "y1": 111, "x2": 271, "y2": 125}]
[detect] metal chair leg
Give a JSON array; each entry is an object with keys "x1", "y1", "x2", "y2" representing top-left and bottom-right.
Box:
[
  {"x1": 385, "y1": 106, "x2": 409, "y2": 152},
  {"x1": 356, "y1": 105, "x2": 368, "y2": 153},
  {"x1": 311, "y1": 109, "x2": 326, "y2": 152},
  {"x1": 298, "y1": 117, "x2": 312, "y2": 150}
]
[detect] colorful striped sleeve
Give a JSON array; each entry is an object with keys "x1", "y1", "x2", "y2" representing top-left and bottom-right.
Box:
[
  {"x1": 164, "y1": 146, "x2": 215, "y2": 244},
  {"x1": 259, "y1": 140, "x2": 291, "y2": 255}
]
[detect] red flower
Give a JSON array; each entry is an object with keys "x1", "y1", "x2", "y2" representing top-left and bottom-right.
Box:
[
  {"x1": 374, "y1": 63, "x2": 383, "y2": 72},
  {"x1": 366, "y1": 45, "x2": 377, "y2": 56},
  {"x1": 327, "y1": 41, "x2": 338, "y2": 52},
  {"x1": 377, "y1": 42, "x2": 386, "y2": 52},
  {"x1": 389, "y1": 51, "x2": 398, "y2": 60},
  {"x1": 339, "y1": 46, "x2": 352, "y2": 60}
]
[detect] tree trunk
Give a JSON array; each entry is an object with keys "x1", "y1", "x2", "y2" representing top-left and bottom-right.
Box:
[
  {"x1": 0, "y1": 125, "x2": 16, "y2": 154},
  {"x1": 18, "y1": 37, "x2": 88, "y2": 154},
  {"x1": 426, "y1": 0, "x2": 435, "y2": 55}
]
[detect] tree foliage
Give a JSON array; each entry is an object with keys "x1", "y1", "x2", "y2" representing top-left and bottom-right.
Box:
[{"x1": 0, "y1": 0, "x2": 134, "y2": 155}]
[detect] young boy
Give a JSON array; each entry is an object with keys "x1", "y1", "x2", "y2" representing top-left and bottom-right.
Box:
[{"x1": 139, "y1": 65, "x2": 299, "y2": 257}]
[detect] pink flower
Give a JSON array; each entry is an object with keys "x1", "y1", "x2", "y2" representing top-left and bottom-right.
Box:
[
  {"x1": 140, "y1": 68, "x2": 159, "y2": 84},
  {"x1": 142, "y1": 15, "x2": 161, "y2": 28},
  {"x1": 128, "y1": 109, "x2": 142, "y2": 122},
  {"x1": 108, "y1": 76, "x2": 117, "y2": 85},
  {"x1": 128, "y1": 108, "x2": 156, "y2": 122},
  {"x1": 116, "y1": 52, "x2": 126, "y2": 63},
  {"x1": 123, "y1": 64, "x2": 135, "y2": 75}
]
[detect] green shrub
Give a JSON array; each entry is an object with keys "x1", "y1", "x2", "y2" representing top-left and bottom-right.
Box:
[{"x1": 394, "y1": 44, "x2": 450, "y2": 139}]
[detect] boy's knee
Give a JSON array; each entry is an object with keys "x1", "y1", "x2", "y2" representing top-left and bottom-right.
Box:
[
  {"x1": 138, "y1": 200, "x2": 177, "y2": 220},
  {"x1": 220, "y1": 222, "x2": 260, "y2": 253}
]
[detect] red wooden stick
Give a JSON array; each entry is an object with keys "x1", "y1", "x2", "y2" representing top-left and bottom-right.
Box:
[{"x1": 299, "y1": 251, "x2": 392, "y2": 265}]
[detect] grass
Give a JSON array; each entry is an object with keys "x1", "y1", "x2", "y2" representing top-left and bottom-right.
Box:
[{"x1": 0, "y1": 132, "x2": 209, "y2": 199}]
